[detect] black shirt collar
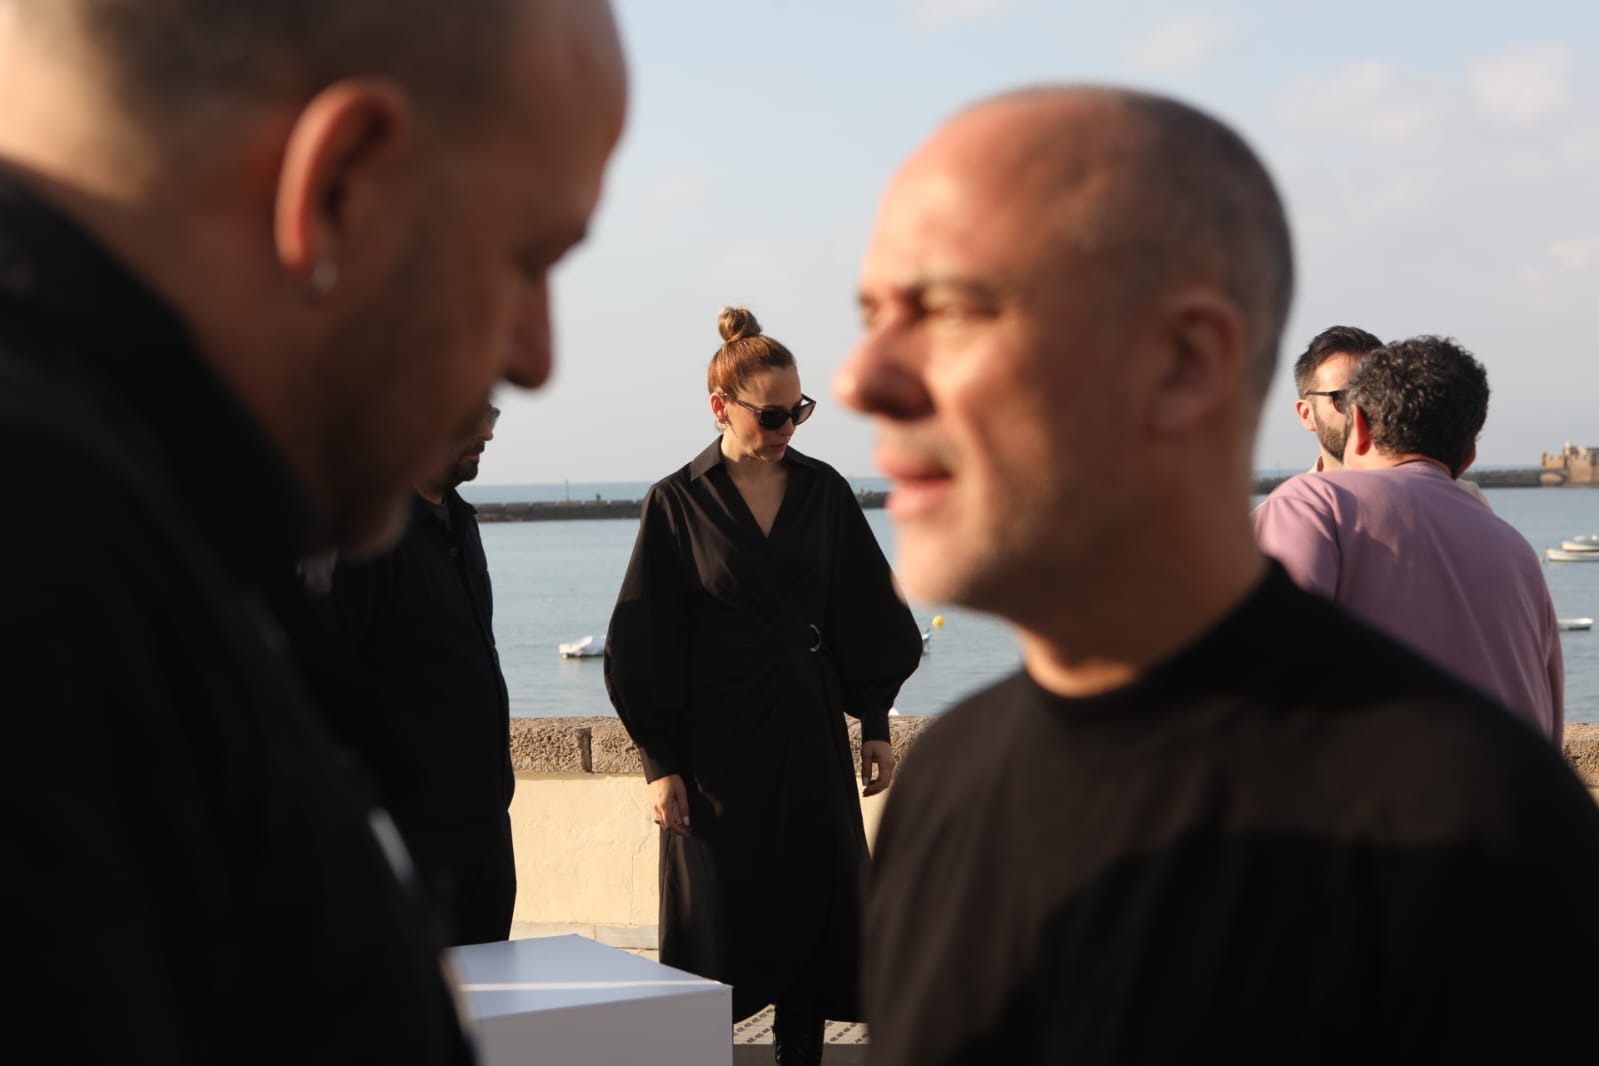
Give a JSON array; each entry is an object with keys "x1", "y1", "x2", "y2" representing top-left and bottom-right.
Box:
[
  {"x1": 411, "y1": 486, "x2": 476, "y2": 529},
  {"x1": 1022, "y1": 561, "x2": 1292, "y2": 723},
  {"x1": 688, "y1": 436, "x2": 820, "y2": 481}
]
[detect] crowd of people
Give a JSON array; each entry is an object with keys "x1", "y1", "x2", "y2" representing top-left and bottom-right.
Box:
[{"x1": 3, "y1": 2, "x2": 1595, "y2": 1064}]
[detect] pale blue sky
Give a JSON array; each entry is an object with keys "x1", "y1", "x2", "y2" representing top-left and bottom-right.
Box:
[{"x1": 488, "y1": 0, "x2": 1599, "y2": 484}]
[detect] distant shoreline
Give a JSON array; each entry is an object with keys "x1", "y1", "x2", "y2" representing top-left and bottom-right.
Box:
[
  {"x1": 474, "y1": 490, "x2": 892, "y2": 522},
  {"x1": 1253, "y1": 466, "x2": 1553, "y2": 496},
  {"x1": 474, "y1": 470, "x2": 1572, "y2": 523}
]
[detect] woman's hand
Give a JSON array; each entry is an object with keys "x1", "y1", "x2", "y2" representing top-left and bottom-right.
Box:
[
  {"x1": 649, "y1": 774, "x2": 692, "y2": 836},
  {"x1": 861, "y1": 739, "x2": 896, "y2": 797}
]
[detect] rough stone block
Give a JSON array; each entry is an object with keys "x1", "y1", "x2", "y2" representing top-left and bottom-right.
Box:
[
  {"x1": 1565, "y1": 722, "x2": 1598, "y2": 786},
  {"x1": 590, "y1": 722, "x2": 644, "y2": 774},
  {"x1": 888, "y1": 714, "x2": 936, "y2": 769},
  {"x1": 510, "y1": 716, "x2": 605, "y2": 773},
  {"x1": 846, "y1": 715, "x2": 937, "y2": 781}
]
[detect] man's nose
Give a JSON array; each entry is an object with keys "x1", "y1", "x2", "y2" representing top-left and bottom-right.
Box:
[
  {"x1": 834, "y1": 326, "x2": 932, "y2": 421},
  {"x1": 504, "y1": 283, "x2": 554, "y2": 391}
]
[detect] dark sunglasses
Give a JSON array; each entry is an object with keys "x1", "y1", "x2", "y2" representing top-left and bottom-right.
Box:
[
  {"x1": 1302, "y1": 389, "x2": 1347, "y2": 414},
  {"x1": 727, "y1": 394, "x2": 816, "y2": 431}
]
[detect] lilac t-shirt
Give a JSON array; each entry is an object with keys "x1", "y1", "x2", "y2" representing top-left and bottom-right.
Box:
[{"x1": 1254, "y1": 461, "x2": 1563, "y2": 741}]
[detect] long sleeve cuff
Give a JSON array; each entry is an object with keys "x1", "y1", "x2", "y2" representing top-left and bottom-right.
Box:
[
  {"x1": 638, "y1": 746, "x2": 680, "y2": 783},
  {"x1": 858, "y1": 707, "x2": 890, "y2": 744}
]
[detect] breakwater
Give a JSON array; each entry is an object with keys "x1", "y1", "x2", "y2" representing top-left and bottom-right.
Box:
[
  {"x1": 1251, "y1": 467, "x2": 1545, "y2": 497},
  {"x1": 475, "y1": 489, "x2": 893, "y2": 523},
  {"x1": 477, "y1": 499, "x2": 643, "y2": 522},
  {"x1": 474, "y1": 474, "x2": 1553, "y2": 523}
]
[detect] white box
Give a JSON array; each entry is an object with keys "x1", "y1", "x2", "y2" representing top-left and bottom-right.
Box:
[{"x1": 450, "y1": 934, "x2": 731, "y2": 1066}]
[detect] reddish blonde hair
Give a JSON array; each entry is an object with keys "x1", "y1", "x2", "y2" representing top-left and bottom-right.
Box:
[{"x1": 707, "y1": 306, "x2": 796, "y2": 398}]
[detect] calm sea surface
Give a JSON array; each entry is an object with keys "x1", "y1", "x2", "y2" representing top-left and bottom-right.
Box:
[{"x1": 461, "y1": 483, "x2": 1599, "y2": 722}]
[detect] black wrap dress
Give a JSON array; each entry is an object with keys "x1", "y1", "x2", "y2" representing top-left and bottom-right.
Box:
[{"x1": 605, "y1": 440, "x2": 923, "y2": 1021}]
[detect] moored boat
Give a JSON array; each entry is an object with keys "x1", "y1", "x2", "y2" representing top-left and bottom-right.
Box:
[
  {"x1": 1546, "y1": 548, "x2": 1599, "y2": 562},
  {"x1": 1558, "y1": 617, "x2": 1594, "y2": 631},
  {"x1": 558, "y1": 634, "x2": 606, "y2": 658},
  {"x1": 1559, "y1": 535, "x2": 1599, "y2": 552}
]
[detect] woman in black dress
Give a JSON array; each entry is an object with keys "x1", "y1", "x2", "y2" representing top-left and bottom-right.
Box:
[{"x1": 605, "y1": 306, "x2": 923, "y2": 1064}]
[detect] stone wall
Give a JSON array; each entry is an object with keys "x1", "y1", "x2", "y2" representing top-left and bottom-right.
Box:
[
  {"x1": 1565, "y1": 721, "x2": 1599, "y2": 791},
  {"x1": 505, "y1": 717, "x2": 1599, "y2": 947},
  {"x1": 510, "y1": 715, "x2": 936, "y2": 777}
]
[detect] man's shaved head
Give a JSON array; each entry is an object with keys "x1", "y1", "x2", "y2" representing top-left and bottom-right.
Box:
[
  {"x1": 0, "y1": 0, "x2": 627, "y2": 550},
  {"x1": 841, "y1": 85, "x2": 1293, "y2": 634},
  {"x1": 955, "y1": 87, "x2": 1294, "y2": 402},
  {"x1": 23, "y1": 0, "x2": 523, "y2": 135}
]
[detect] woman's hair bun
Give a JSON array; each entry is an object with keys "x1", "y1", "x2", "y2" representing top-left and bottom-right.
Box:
[{"x1": 718, "y1": 306, "x2": 763, "y2": 343}]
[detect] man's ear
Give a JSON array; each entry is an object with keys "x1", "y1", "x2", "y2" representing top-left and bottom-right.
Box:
[
  {"x1": 1346, "y1": 404, "x2": 1375, "y2": 460},
  {"x1": 1146, "y1": 290, "x2": 1245, "y2": 436},
  {"x1": 1295, "y1": 396, "x2": 1316, "y2": 431},
  {"x1": 1455, "y1": 442, "x2": 1477, "y2": 478},
  {"x1": 273, "y1": 79, "x2": 420, "y2": 294}
]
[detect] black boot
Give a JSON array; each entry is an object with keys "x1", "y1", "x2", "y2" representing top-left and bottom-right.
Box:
[{"x1": 773, "y1": 1001, "x2": 824, "y2": 1066}]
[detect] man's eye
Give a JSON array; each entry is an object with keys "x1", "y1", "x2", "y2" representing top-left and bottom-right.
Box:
[{"x1": 927, "y1": 301, "x2": 976, "y2": 323}]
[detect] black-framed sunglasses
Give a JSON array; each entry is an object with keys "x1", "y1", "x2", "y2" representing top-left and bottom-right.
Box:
[
  {"x1": 1302, "y1": 389, "x2": 1347, "y2": 414},
  {"x1": 727, "y1": 394, "x2": 816, "y2": 431}
]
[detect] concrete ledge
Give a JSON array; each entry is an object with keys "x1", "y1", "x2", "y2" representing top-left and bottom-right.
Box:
[
  {"x1": 1566, "y1": 722, "x2": 1598, "y2": 787},
  {"x1": 505, "y1": 718, "x2": 1599, "y2": 936},
  {"x1": 877, "y1": 715, "x2": 936, "y2": 768},
  {"x1": 512, "y1": 715, "x2": 941, "y2": 775},
  {"x1": 591, "y1": 721, "x2": 645, "y2": 774},
  {"x1": 513, "y1": 716, "x2": 1599, "y2": 785},
  {"x1": 509, "y1": 716, "x2": 607, "y2": 773}
]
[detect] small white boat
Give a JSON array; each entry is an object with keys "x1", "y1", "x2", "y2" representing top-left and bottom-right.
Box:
[
  {"x1": 1545, "y1": 548, "x2": 1599, "y2": 563},
  {"x1": 920, "y1": 614, "x2": 945, "y2": 655},
  {"x1": 1558, "y1": 617, "x2": 1594, "y2": 632},
  {"x1": 558, "y1": 635, "x2": 606, "y2": 658},
  {"x1": 1559, "y1": 535, "x2": 1599, "y2": 552}
]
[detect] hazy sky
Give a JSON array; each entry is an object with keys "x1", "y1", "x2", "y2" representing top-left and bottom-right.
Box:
[{"x1": 486, "y1": 0, "x2": 1598, "y2": 485}]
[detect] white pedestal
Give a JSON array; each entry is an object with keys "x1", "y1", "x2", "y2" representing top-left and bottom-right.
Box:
[{"x1": 449, "y1": 934, "x2": 731, "y2": 1066}]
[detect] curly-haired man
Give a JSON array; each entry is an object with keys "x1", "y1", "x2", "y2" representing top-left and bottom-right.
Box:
[{"x1": 1257, "y1": 336, "x2": 1561, "y2": 738}]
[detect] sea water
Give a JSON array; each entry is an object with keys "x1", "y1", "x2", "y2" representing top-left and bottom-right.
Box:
[{"x1": 466, "y1": 484, "x2": 1599, "y2": 721}]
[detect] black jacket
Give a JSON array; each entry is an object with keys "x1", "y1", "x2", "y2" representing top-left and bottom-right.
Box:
[
  {"x1": 606, "y1": 440, "x2": 924, "y2": 1020},
  {"x1": 0, "y1": 171, "x2": 474, "y2": 1063},
  {"x1": 321, "y1": 489, "x2": 517, "y2": 945}
]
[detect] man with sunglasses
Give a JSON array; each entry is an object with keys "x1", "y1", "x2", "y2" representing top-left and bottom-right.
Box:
[
  {"x1": 1292, "y1": 324, "x2": 1383, "y2": 472},
  {"x1": 318, "y1": 405, "x2": 520, "y2": 946},
  {"x1": 1287, "y1": 325, "x2": 1492, "y2": 508},
  {"x1": 1257, "y1": 337, "x2": 1562, "y2": 742}
]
